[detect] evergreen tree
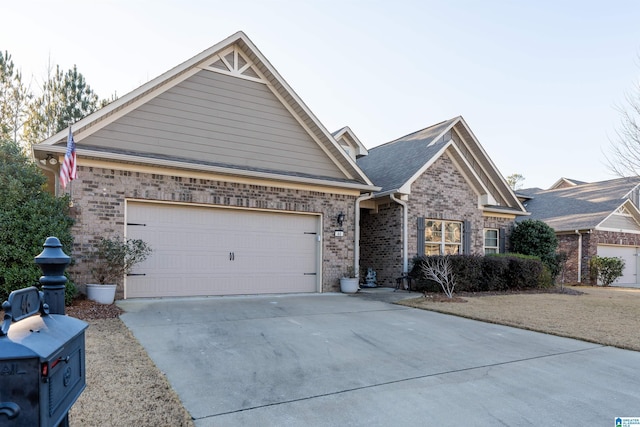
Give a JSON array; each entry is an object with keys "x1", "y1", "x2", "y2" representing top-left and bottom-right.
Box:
[
  {"x1": 23, "y1": 63, "x2": 100, "y2": 146},
  {"x1": 510, "y1": 219, "x2": 560, "y2": 278},
  {"x1": 0, "y1": 50, "x2": 30, "y2": 144}
]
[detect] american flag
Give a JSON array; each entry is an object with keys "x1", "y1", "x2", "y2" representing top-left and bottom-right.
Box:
[{"x1": 59, "y1": 127, "x2": 77, "y2": 189}]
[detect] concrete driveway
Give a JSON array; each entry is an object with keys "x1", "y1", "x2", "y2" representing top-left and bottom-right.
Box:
[{"x1": 118, "y1": 290, "x2": 640, "y2": 426}]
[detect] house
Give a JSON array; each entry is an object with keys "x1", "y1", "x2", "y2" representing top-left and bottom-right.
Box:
[
  {"x1": 32, "y1": 32, "x2": 527, "y2": 298},
  {"x1": 33, "y1": 31, "x2": 379, "y2": 299},
  {"x1": 356, "y1": 117, "x2": 528, "y2": 286},
  {"x1": 518, "y1": 177, "x2": 640, "y2": 287}
]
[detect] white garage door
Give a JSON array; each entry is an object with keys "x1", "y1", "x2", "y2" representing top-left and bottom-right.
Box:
[
  {"x1": 125, "y1": 201, "x2": 320, "y2": 298},
  {"x1": 597, "y1": 245, "x2": 640, "y2": 287}
]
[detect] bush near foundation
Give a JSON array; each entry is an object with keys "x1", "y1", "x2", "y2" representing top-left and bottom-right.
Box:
[
  {"x1": 410, "y1": 254, "x2": 548, "y2": 293},
  {"x1": 0, "y1": 139, "x2": 76, "y2": 303},
  {"x1": 589, "y1": 256, "x2": 625, "y2": 287}
]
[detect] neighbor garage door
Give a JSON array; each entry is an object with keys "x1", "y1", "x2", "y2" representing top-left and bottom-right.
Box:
[
  {"x1": 597, "y1": 245, "x2": 640, "y2": 286},
  {"x1": 125, "y1": 201, "x2": 320, "y2": 298}
]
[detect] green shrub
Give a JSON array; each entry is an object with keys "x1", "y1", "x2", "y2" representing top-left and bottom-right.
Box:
[
  {"x1": 589, "y1": 256, "x2": 625, "y2": 287},
  {"x1": 0, "y1": 139, "x2": 75, "y2": 303},
  {"x1": 479, "y1": 256, "x2": 509, "y2": 291},
  {"x1": 411, "y1": 254, "x2": 546, "y2": 293},
  {"x1": 506, "y1": 256, "x2": 543, "y2": 289},
  {"x1": 509, "y1": 219, "x2": 559, "y2": 279},
  {"x1": 450, "y1": 255, "x2": 483, "y2": 292},
  {"x1": 538, "y1": 265, "x2": 554, "y2": 288}
]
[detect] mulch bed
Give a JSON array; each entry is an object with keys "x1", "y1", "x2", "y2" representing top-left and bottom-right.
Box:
[
  {"x1": 1, "y1": 294, "x2": 123, "y2": 321},
  {"x1": 420, "y1": 286, "x2": 584, "y2": 303},
  {"x1": 64, "y1": 294, "x2": 123, "y2": 320}
]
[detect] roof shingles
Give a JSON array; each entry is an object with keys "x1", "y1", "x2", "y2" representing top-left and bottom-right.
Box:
[
  {"x1": 357, "y1": 117, "x2": 458, "y2": 193},
  {"x1": 519, "y1": 178, "x2": 640, "y2": 231}
]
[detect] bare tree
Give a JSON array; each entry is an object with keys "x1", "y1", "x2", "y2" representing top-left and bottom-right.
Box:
[
  {"x1": 420, "y1": 256, "x2": 456, "y2": 298},
  {"x1": 506, "y1": 173, "x2": 525, "y2": 190},
  {"x1": 606, "y1": 79, "x2": 640, "y2": 177}
]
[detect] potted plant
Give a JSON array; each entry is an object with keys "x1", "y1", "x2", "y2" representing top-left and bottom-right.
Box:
[
  {"x1": 86, "y1": 235, "x2": 152, "y2": 304},
  {"x1": 339, "y1": 265, "x2": 359, "y2": 293}
]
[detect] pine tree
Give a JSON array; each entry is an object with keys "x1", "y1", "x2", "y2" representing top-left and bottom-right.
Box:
[
  {"x1": 23, "y1": 63, "x2": 100, "y2": 146},
  {"x1": 0, "y1": 50, "x2": 30, "y2": 144}
]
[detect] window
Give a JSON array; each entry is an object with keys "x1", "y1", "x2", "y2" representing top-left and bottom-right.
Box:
[
  {"x1": 484, "y1": 229, "x2": 499, "y2": 254},
  {"x1": 424, "y1": 220, "x2": 462, "y2": 255}
]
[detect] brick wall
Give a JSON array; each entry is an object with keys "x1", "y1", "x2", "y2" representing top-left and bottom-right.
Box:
[
  {"x1": 482, "y1": 215, "x2": 514, "y2": 252},
  {"x1": 65, "y1": 164, "x2": 356, "y2": 296},
  {"x1": 407, "y1": 153, "x2": 488, "y2": 256},
  {"x1": 556, "y1": 230, "x2": 640, "y2": 284},
  {"x1": 359, "y1": 203, "x2": 402, "y2": 287},
  {"x1": 557, "y1": 233, "x2": 582, "y2": 284},
  {"x1": 359, "y1": 153, "x2": 516, "y2": 287}
]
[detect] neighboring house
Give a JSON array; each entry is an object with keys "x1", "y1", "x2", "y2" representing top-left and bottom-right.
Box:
[
  {"x1": 518, "y1": 177, "x2": 640, "y2": 287},
  {"x1": 547, "y1": 177, "x2": 588, "y2": 190},
  {"x1": 356, "y1": 116, "x2": 528, "y2": 286},
  {"x1": 33, "y1": 31, "x2": 379, "y2": 299}
]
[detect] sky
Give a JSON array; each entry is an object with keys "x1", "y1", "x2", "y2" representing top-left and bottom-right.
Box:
[{"x1": 3, "y1": 0, "x2": 640, "y2": 189}]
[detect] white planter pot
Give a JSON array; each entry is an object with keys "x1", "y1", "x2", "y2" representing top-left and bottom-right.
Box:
[
  {"x1": 340, "y1": 277, "x2": 359, "y2": 294},
  {"x1": 86, "y1": 284, "x2": 117, "y2": 304}
]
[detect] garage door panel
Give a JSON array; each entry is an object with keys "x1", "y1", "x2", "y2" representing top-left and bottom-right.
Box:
[
  {"x1": 126, "y1": 202, "x2": 319, "y2": 298},
  {"x1": 597, "y1": 245, "x2": 639, "y2": 286}
]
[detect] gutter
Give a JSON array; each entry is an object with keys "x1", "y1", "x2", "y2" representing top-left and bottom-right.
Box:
[
  {"x1": 390, "y1": 193, "x2": 409, "y2": 275},
  {"x1": 354, "y1": 192, "x2": 375, "y2": 278},
  {"x1": 33, "y1": 146, "x2": 381, "y2": 192},
  {"x1": 575, "y1": 230, "x2": 582, "y2": 283}
]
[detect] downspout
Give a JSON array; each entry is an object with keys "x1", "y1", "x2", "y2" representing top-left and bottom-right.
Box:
[
  {"x1": 575, "y1": 230, "x2": 582, "y2": 283},
  {"x1": 390, "y1": 193, "x2": 408, "y2": 274},
  {"x1": 354, "y1": 192, "x2": 375, "y2": 278}
]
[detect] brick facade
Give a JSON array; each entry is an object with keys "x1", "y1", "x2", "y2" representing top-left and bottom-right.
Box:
[
  {"x1": 559, "y1": 230, "x2": 640, "y2": 284},
  {"x1": 360, "y1": 153, "x2": 516, "y2": 287},
  {"x1": 359, "y1": 203, "x2": 402, "y2": 287},
  {"x1": 557, "y1": 233, "x2": 584, "y2": 284},
  {"x1": 66, "y1": 164, "x2": 356, "y2": 297}
]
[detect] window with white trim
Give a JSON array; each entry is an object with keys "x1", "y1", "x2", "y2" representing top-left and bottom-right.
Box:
[
  {"x1": 424, "y1": 220, "x2": 462, "y2": 255},
  {"x1": 484, "y1": 229, "x2": 499, "y2": 254}
]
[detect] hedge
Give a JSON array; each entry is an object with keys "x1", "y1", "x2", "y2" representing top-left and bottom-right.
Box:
[{"x1": 409, "y1": 254, "x2": 549, "y2": 293}]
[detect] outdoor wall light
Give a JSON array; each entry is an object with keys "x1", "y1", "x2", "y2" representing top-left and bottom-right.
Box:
[
  {"x1": 48, "y1": 155, "x2": 58, "y2": 165},
  {"x1": 39, "y1": 155, "x2": 58, "y2": 165},
  {"x1": 337, "y1": 212, "x2": 345, "y2": 227}
]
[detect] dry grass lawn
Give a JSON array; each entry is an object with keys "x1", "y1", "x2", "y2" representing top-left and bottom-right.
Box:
[
  {"x1": 398, "y1": 285, "x2": 640, "y2": 351},
  {"x1": 69, "y1": 318, "x2": 194, "y2": 427}
]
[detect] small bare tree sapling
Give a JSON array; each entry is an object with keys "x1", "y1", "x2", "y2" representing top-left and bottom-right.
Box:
[{"x1": 421, "y1": 256, "x2": 456, "y2": 298}]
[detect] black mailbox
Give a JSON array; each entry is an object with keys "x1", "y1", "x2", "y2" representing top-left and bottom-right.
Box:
[{"x1": 1, "y1": 286, "x2": 88, "y2": 427}]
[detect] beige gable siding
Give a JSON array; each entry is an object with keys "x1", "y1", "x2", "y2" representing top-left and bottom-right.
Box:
[
  {"x1": 450, "y1": 129, "x2": 507, "y2": 206},
  {"x1": 80, "y1": 70, "x2": 345, "y2": 179},
  {"x1": 600, "y1": 214, "x2": 640, "y2": 232}
]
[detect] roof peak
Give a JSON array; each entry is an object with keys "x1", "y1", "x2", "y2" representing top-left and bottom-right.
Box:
[{"x1": 370, "y1": 116, "x2": 461, "y2": 151}]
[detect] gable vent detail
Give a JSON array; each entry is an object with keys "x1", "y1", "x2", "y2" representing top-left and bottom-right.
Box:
[{"x1": 204, "y1": 45, "x2": 265, "y2": 83}]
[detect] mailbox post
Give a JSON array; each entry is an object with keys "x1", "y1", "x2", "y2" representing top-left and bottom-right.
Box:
[
  {"x1": 35, "y1": 236, "x2": 71, "y2": 316},
  {"x1": 0, "y1": 237, "x2": 88, "y2": 427}
]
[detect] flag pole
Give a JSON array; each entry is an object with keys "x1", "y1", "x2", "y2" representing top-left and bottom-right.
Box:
[
  {"x1": 68, "y1": 123, "x2": 74, "y2": 207},
  {"x1": 60, "y1": 123, "x2": 78, "y2": 207}
]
